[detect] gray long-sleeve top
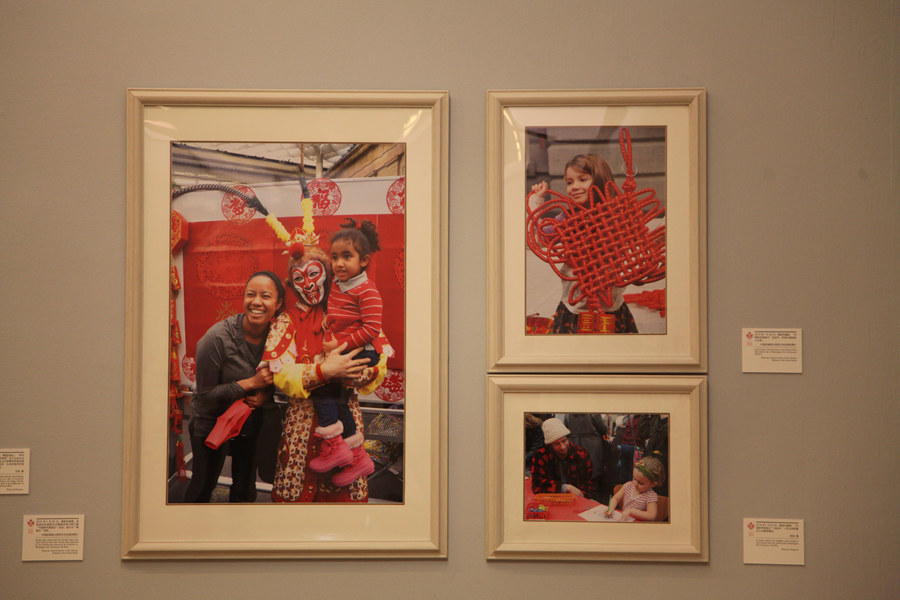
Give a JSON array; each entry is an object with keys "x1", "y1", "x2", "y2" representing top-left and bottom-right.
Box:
[{"x1": 190, "y1": 313, "x2": 265, "y2": 437}]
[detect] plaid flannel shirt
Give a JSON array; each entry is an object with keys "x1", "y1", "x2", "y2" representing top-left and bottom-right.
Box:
[{"x1": 530, "y1": 443, "x2": 593, "y2": 497}]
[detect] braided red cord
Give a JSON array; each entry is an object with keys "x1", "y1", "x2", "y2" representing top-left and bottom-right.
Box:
[{"x1": 526, "y1": 128, "x2": 666, "y2": 310}]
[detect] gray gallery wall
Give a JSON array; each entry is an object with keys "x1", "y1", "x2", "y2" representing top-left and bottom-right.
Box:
[{"x1": 2, "y1": 1, "x2": 898, "y2": 598}]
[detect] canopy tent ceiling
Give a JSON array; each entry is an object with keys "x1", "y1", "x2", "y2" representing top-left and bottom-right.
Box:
[{"x1": 186, "y1": 142, "x2": 356, "y2": 173}]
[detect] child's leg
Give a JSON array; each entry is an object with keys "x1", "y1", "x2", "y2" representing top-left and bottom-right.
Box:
[
  {"x1": 336, "y1": 394, "x2": 357, "y2": 438},
  {"x1": 334, "y1": 349, "x2": 378, "y2": 436},
  {"x1": 332, "y1": 385, "x2": 375, "y2": 487},
  {"x1": 308, "y1": 386, "x2": 353, "y2": 473},
  {"x1": 332, "y1": 436, "x2": 375, "y2": 487},
  {"x1": 312, "y1": 384, "x2": 344, "y2": 438}
]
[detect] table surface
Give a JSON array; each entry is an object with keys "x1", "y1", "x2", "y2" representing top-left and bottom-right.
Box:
[{"x1": 524, "y1": 478, "x2": 636, "y2": 522}]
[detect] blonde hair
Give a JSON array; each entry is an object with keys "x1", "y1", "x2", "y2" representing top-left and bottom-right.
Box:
[{"x1": 634, "y1": 456, "x2": 666, "y2": 486}]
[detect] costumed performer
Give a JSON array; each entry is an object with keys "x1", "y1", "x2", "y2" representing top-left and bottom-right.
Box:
[{"x1": 263, "y1": 219, "x2": 383, "y2": 502}]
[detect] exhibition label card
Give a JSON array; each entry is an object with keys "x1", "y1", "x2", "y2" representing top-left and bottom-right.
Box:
[
  {"x1": 22, "y1": 515, "x2": 84, "y2": 561},
  {"x1": 0, "y1": 448, "x2": 29, "y2": 494},
  {"x1": 743, "y1": 518, "x2": 804, "y2": 565},
  {"x1": 742, "y1": 328, "x2": 802, "y2": 373}
]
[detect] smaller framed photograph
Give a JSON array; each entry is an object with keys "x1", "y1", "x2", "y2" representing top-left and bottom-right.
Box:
[
  {"x1": 486, "y1": 89, "x2": 707, "y2": 373},
  {"x1": 486, "y1": 374, "x2": 707, "y2": 561}
]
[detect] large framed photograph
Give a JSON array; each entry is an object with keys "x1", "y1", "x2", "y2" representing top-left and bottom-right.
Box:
[
  {"x1": 487, "y1": 89, "x2": 707, "y2": 372},
  {"x1": 486, "y1": 374, "x2": 707, "y2": 561},
  {"x1": 123, "y1": 89, "x2": 448, "y2": 558}
]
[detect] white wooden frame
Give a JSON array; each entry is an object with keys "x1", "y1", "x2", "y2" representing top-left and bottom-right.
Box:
[
  {"x1": 486, "y1": 374, "x2": 708, "y2": 561},
  {"x1": 487, "y1": 89, "x2": 707, "y2": 372},
  {"x1": 123, "y1": 89, "x2": 448, "y2": 559}
]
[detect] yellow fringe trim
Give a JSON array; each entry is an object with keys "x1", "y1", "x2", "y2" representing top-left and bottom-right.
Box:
[
  {"x1": 302, "y1": 196, "x2": 314, "y2": 235},
  {"x1": 265, "y1": 214, "x2": 292, "y2": 244},
  {"x1": 356, "y1": 353, "x2": 389, "y2": 396}
]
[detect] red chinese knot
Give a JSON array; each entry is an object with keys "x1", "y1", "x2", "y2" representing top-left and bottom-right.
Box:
[{"x1": 525, "y1": 128, "x2": 666, "y2": 309}]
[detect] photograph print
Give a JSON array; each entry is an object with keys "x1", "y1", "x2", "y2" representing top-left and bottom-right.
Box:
[
  {"x1": 525, "y1": 126, "x2": 667, "y2": 336},
  {"x1": 167, "y1": 141, "x2": 406, "y2": 506},
  {"x1": 524, "y1": 412, "x2": 669, "y2": 523}
]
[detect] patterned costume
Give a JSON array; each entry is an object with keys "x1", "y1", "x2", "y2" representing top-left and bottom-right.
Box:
[{"x1": 266, "y1": 302, "x2": 369, "y2": 503}]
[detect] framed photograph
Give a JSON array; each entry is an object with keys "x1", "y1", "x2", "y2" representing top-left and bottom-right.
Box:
[
  {"x1": 486, "y1": 89, "x2": 707, "y2": 372},
  {"x1": 123, "y1": 89, "x2": 448, "y2": 558},
  {"x1": 486, "y1": 374, "x2": 707, "y2": 561}
]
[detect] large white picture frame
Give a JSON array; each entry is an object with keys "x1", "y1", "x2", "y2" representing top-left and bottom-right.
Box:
[{"x1": 123, "y1": 89, "x2": 448, "y2": 559}]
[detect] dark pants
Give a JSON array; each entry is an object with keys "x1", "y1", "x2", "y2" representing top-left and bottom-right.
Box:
[
  {"x1": 312, "y1": 348, "x2": 379, "y2": 438},
  {"x1": 184, "y1": 421, "x2": 260, "y2": 503},
  {"x1": 618, "y1": 443, "x2": 637, "y2": 484},
  {"x1": 313, "y1": 382, "x2": 356, "y2": 437}
]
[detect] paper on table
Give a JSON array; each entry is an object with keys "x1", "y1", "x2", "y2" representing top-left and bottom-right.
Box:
[{"x1": 578, "y1": 505, "x2": 635, "y2": 522}]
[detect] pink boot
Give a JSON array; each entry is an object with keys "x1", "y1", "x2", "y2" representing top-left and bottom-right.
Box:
[
  {"x1": 308, "y1": 435, "x2": 353, "y2": 473},
  {"x1": 332, "y1": 443, "x2": 375, "y2": 487}
]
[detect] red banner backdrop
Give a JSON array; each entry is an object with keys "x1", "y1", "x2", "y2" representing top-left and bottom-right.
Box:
[{"x1": 180, "y1": 214, "x2": 405, "y2": 374}]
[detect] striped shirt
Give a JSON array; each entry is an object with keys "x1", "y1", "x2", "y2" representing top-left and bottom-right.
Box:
[
  {"x1": 325, "y1": 271, "x2": 383, "y2": 350},
  {"x1": 621, "y1": 480, "x2": 658, "y2": 512}
]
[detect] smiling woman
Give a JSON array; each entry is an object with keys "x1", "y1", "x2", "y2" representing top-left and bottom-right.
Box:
[{"x1": 182, "y1": 271, "x2": 285, "y2": 503}]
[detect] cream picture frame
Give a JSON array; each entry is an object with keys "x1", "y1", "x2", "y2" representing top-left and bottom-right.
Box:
[
  {"x1": 486, "y1": 374, "x2": 708, "y2": 561},
  {"x1": 487, "y1": 89, "x2": 707, "y2": 372},
  {"x1": 123, "y1": 89, "x2": 448, "y2": 559}
]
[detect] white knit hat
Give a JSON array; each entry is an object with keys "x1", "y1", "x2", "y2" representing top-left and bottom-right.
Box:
[{"x1": 541, "y1": 418, "x2": 571, "y2": 445}]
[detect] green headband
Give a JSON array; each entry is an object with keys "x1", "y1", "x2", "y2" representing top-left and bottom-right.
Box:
[{"x1": 635, "y1": 461, "x2": 657, "y2": 482}]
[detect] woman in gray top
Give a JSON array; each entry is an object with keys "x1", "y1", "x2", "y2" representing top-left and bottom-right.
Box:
[{"x1": 183, "y1": 271, "x2": 284, "y2": 503}]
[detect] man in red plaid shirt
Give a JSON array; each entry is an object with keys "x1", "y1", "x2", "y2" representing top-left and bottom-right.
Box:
[{"x1": 530, "y1": 417, "x2": 593, "y2": 498}]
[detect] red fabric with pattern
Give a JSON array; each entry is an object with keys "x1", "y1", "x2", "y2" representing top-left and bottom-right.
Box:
[
  {"x1": 181, "y1": 215, "x2": 405, "y2": 371},
  {"x1": 386, "y1": 177, "x2": 405, "y2": 214},
  {"x1": 308, "y1": 178, "x2": 342, "y2": 215}
]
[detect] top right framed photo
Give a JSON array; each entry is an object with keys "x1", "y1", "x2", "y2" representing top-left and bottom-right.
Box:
[{"x1": 487, "y1": 89, "x2": 707, "y2": 373}]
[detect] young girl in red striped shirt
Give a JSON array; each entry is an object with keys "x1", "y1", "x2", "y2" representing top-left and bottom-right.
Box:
[{"x1": 307, "y1": 218, "x2": 387, "y2": 486}]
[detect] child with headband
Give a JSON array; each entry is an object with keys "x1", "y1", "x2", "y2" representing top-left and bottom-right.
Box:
[{"x1": 605, "y1": 455, "x2": 666, "y2": 521}]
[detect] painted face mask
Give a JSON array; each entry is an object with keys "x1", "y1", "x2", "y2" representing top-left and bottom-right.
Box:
[{"x1": 291, "y1": 260, "x2": 326, "y2": 306}]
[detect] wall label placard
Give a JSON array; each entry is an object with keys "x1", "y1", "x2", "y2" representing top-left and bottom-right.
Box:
[
  {"x1": 742, "y1": 328, "x2": 802, "y2": 373},
  {"x1": 743, "y1": 518, "x2": 805, "y2": 565},
  {"x1": 0, "y1": 448, "x2": 29, "y2": 494},
  {"x1": 22, "y1": 515, "x2": 85, "y2": 562}
]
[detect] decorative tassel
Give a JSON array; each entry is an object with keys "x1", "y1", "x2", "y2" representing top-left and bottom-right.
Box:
[
  {"x1": 302, "y1": 196, "x2": 314, "y2": 235},
  {"x1": 266, "y1": 213, "x2": 292, "y2": 244},
  {"x1": 170, "y1": 264, "x2": 181, "y2": 291}
]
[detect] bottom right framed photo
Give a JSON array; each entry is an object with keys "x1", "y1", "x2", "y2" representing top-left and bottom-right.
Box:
[{"x1": 486, "y1": 375, "x2": 708, "y2": 561}]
